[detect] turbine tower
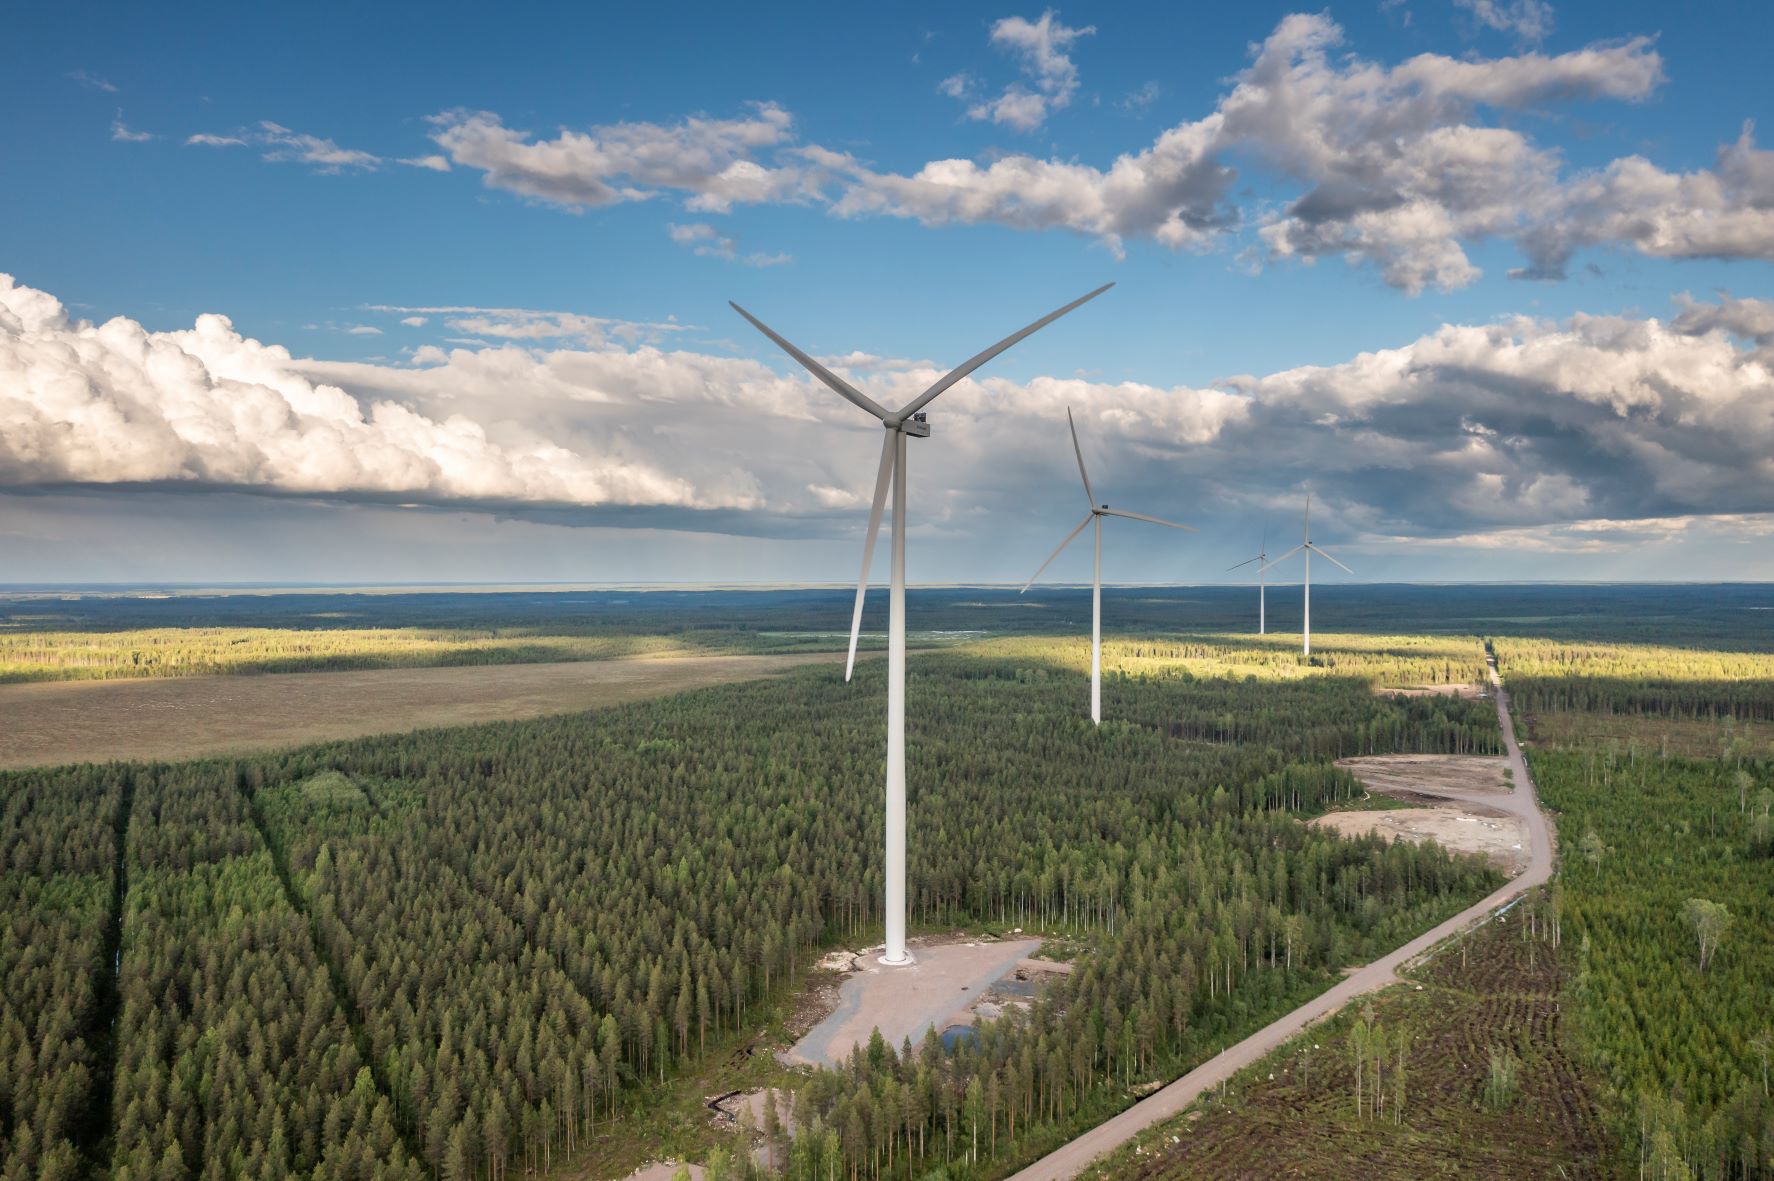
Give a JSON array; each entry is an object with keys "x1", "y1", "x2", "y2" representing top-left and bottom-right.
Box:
[
  {"x1": 1266, "y1": 493, "x2": 1351, "y2": 656},
  {"x1": 1227, "y1": 528, "x2": 1271, "y2": 635},
  {"x1": 1021, "y1": 407, "x2": 1195, "y2": 725},
  {"x1": 731, "y1": 285, "x2": 1112, "y2": 966}
]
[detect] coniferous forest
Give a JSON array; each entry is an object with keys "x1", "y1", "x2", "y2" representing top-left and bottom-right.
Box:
[{"x1": 2, "y1": 638, "x2": 1502, "y2": 1180}]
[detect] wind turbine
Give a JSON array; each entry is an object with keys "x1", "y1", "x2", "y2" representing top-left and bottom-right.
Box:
[
  {"x1": 730, "y1": 284, "x2": 1113, "y2": 966},
  {"x1": 1227, "y1": 527, "x2": 1271, "y2": 635},
  {"x1": 1265, "y1": 493, "x2": 1351, "y2": 656},
  {"x1": 1021, "y1": 408, "x2": 1195, "y2": 726}
]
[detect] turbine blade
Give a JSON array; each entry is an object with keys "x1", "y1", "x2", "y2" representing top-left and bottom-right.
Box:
[
  {"x1": 1308, "y1": 543, "x2": 1353, "y2": 574},
  {"x1": 1100, "y1": 507, "x2": 1197, "y2": 531},
  {"x1": 1270, "y1": 543, "x2": 1306, "y2": 565},
  {"x1": 895, "y1": 283, "x2": 1113, "y2": 420},
  {"x1": 1227, "y1": 555, "x2": 1263, "y2": 572},
  {"x1": 845, "y1": 432, "x2": 897, "y2": 681},
  {"x1": 1066, "y1": 407, "x2": 1096, "y2": 509},
  {"x1": 730, "y1": 302, "x2": 890, "y2": 422},
  {"x1": 1020, "y1": 513, "x2": 1095, "y2": 592}
]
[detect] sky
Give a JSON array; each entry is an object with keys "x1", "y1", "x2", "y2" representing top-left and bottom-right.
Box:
[{"x1": 3, "y1": 0, "x2": 1773, "y2": 585}]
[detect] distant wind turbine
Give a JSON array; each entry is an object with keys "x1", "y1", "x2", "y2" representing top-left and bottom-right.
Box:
[
  {"x1": 1266, "y1": 493, "x2": 1351, "y2": 656},
  {"x1": 1227, "y1": 527, "x2": 1271, "y2": 635},
  {"x1": 1022, "y1": 407, "x2": 1195, "y2": 726},
  {"x1": 731, "y1": 285, "x2": 1113, "y2": 966}
]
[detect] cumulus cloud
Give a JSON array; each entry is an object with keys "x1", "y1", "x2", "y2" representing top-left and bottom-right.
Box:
[
  {"x1": 6, "y1": 274, "x2": 1773, "y2": 546},
  {"x1": 398, "y1": 15, "x2": 1772, "y2": 289},
  {"x1": 950, "y1": 10, "x2": 1095, "y2": 132},
  {"x1": 666, "y1": 222, "x2": 792, "y2": 266},
  {"x1": 1516, "y1": 123, "x2": 1774, "y2": 279},
  {"x1": 831, "y1": 14, "x2": 1674, "y2": 281},
  {"x1": 0, "y1": 274, "x2": 735, "y2": 514},
  {"x1": 426, "y1": 103, "x2": 816, "y2": 212}
]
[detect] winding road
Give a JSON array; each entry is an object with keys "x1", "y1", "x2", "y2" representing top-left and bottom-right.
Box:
[{"x1": 1006, "y1": 653, "x2": 1555, "y2": 1181}]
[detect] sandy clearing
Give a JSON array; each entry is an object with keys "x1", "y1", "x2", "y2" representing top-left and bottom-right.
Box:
[
  {"x1": 1007, "y1": 654, "x2": 1554, "y2": 1181},
  {"x1": 0, "y1": 652, "x2": 839, "y2": 769},
  {"x1": 1335, "y1": 753, "x2": 1511, "y2": 797},
  {"x1": 785, "y1": 939, "x2": 1041, "y2": 1069},
  {"x1": 1312, "y1": 807, "x2": 1526, "y2": 873},
  {"x1": 1316, "y1": 753, "x2": 1526, "y2": 870},
  {"x1": 1374, "y1": 682, "x2": 1485, "y2": 698},
  {"x1": 621, "y1": 1163, "x2": 706, "y2": 1181}
]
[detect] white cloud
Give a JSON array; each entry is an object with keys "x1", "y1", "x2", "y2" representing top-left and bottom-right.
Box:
[
  {"x1": 399, "y1": 154, "x2": 451, "y2": 172},
  {"x1": 426, "y1": 103, "x2": 814, "y2": 212},
  {"x1": 110, "y1": 115, "x2": 155, "y2": 143},
  {"x1": 666, "y1": 222, "x2": 792, "y2": 267},
  {"x1": 70, "y1": 70, "x2": 118, "y2": 93},
  {"x1": 255, "y1": 121, "x2": 380, "y2": 170},
  {"x1": 364, "y1": 304, "x2": 687, "y2": 346},
  {"x1": 406, "y1": 15, "x2": 1774, "y2": 289},
  {"x1": 954, "y1": 10, "x2": 1096, "y2": 132},
  {"x1": 1121, "y1": 81, "x2": 1161, "y2": 112},
  {"x1": 0, "y1": 274, "x2": 734, "y2": 513},
  {"x1": 186, "y1": 133, "x2": 247, "y2": 147},
  {"x1": 399, "y1": 316, "x2": 429, "y2": 327},
  {"x1": 1453, "y1": 0, "x2": 1555, "y2": 44},
  {"x1": 832, "y1": 15, "x2": 1669, "y2": 280},
  {"x1": 345, "y1": 326, "x2": 383, "y2": 336},
  {"x1": 8, "y1": 274, "x2": 1773, "y2": 541}
]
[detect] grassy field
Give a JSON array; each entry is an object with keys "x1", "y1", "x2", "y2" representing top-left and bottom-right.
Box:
[
  {"x1": 0, "y1": 625, "x2": 804, "y2": 682},
  {"x1": 0, "y1": 652, "x2": 841, "y2": 769},
  {"x1": 1085, "y1": 891, "x2": 1614, "y2": 1181}
]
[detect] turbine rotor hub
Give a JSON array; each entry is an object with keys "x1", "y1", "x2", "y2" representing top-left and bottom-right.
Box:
[{"x1": 890, "y1": 411, "x2": 931, "y2": 438}]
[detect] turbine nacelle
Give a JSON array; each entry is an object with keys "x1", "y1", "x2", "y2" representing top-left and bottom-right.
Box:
[{"x1": 892, "y1": 412, "x2": 931, "y2": 438}]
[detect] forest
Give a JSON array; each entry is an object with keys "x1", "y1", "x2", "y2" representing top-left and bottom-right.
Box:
[
  {"x1": 1527, "y1": 746, "x2": 1773, "y2": 1179},
  {"x1": 1, "y1": 637, "x2": 1503, "y2": 1180}
]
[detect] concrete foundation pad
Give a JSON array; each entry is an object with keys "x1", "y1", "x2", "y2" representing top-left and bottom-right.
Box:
[{"x1": 785, "y1": 938, "x2": 1040, "y2": 1068}]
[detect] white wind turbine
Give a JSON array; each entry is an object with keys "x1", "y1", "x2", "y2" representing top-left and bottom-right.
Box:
[
  {"x1": 1021, "y1": 408, "x2": 1195, "y2": 726},
  {"x1": 1227, "y1": 527, "x2": 1272, "y2": 635},
  {"x1": 730, "y1": 284, "x2": 1113, "y2": 966},
  {"x1": 1265, "y1": 493, "x2": 1351, "y2": 656}
]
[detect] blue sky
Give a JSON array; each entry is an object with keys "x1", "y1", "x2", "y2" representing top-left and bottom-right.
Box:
[{"x1": 2, "y1": 0, "x2": 1773, "y2": 584}]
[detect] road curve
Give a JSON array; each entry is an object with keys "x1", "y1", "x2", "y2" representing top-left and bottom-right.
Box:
[{"x1": 1006, "y1": 653, "x2": 1554, "y2": 1181}]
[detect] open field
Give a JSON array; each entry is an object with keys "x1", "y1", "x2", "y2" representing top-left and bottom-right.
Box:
[
  {"x1": 0, "y1": 652, "x2": 840, "y2": 768},
  {"x1": 1084, "y1": 890, "x2": 1610, "y2": 1181}
]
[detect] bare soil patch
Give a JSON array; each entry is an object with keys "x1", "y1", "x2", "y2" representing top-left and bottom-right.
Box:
[
  {"x1": 1373, "y1": 682, "x2": 1485, "y2": 698},
  {"x1": 1314, "y1": 755, "x2": 1525, "y2": 871},
  {"x1": 1336, "y1": 754, "x2": 1510, "y2": 797},
  {"x1": 0, "y1": 653, "x2": 839, "y2": 769}
]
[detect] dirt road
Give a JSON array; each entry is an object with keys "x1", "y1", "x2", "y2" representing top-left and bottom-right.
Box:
[
  {"x1": 0, "y1": 652, "x2": 839, "y2": 769},
  {"x1": 1006, "y1": 653, "x2": 1553, "y2": 1181}
]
